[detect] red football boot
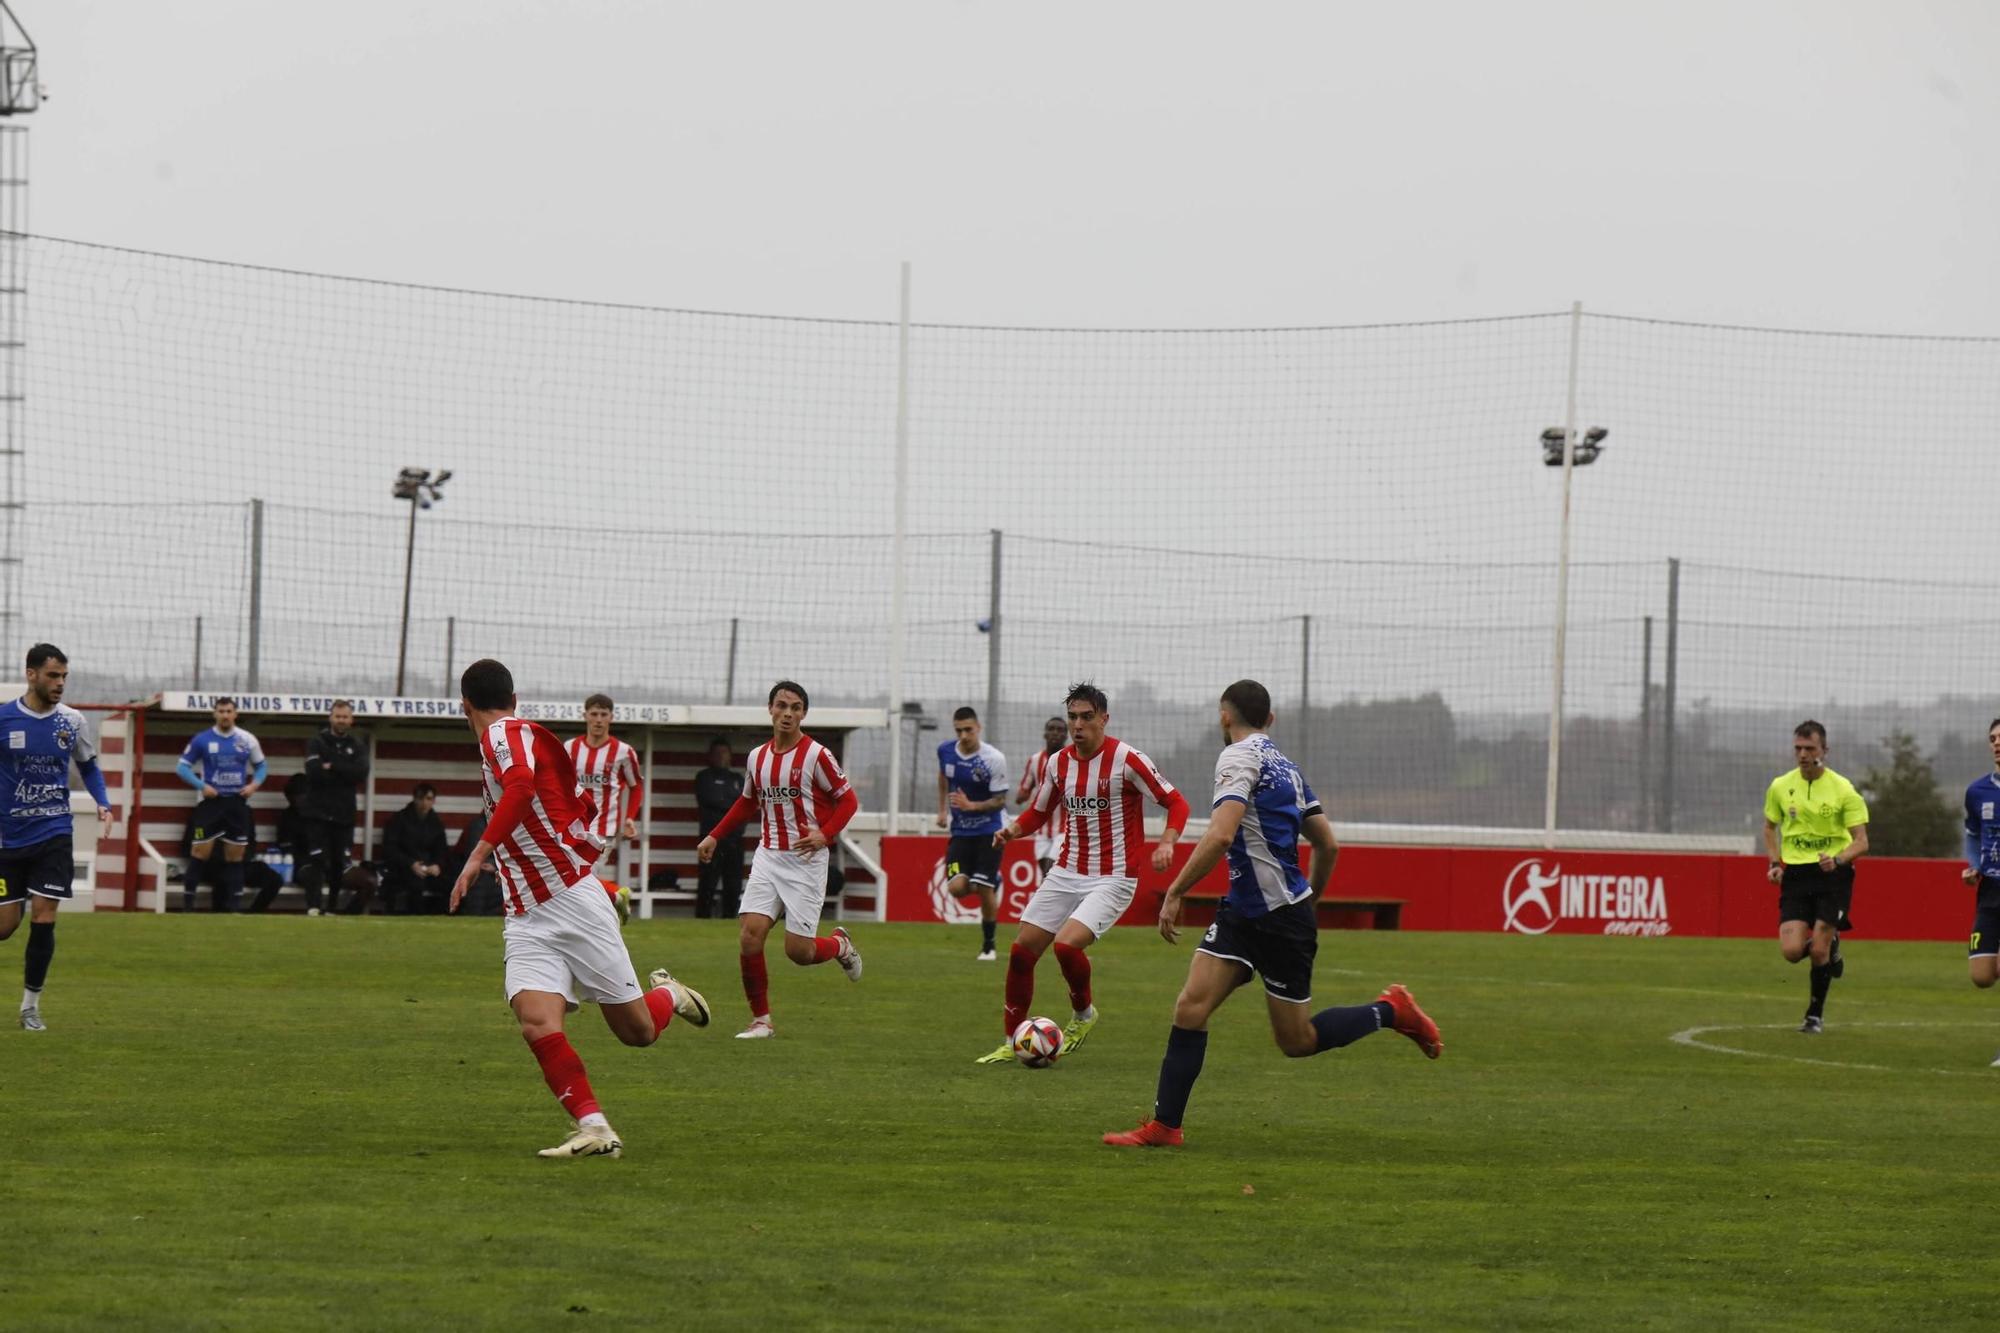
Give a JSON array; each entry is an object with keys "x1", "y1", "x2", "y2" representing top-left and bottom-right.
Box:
[
  {"x1": 1102, "y1": 1119, "x2": 1184, "y2": 1148},
  {"x1": 1377, "y1": 983, "x2": 1442, "y2": 1059}
]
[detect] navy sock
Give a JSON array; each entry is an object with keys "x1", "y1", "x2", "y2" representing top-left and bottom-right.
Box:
[
  {"x1": 183, "y1": 859, "x2": 202, "y2": 911},
  {"x1": 1312, "y1": 1001, "x2": 1393, "y2": 1052},
  {"x1": 1808, "y1": 963, "x2": 1831, "y2": 1017},
  {"x1": 1151, "y1": 1025, "x2": 1208, "y2": 1130},
  {"x1": 982, "y1": 920, "x2": 996, "y2": 952},
  {"x1": 23, "y1": 920, "x2": 53, "y2": 993}
]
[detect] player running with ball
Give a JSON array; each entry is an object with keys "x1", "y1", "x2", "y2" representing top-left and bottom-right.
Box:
[
  {"x1": 449, "y1": 659, "x2": 710, "y2": 1161},
  {"x1": 977, "y1": 682, "x2": 1190, "y2": 1065},
  {"x1": 1104, "y1": 679, "x2": 1439, "y2": 1148}
]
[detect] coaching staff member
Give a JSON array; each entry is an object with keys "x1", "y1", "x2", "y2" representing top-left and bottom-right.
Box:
[{"x1": 301, "y1": 700, "x2": 371, "y2": 912}]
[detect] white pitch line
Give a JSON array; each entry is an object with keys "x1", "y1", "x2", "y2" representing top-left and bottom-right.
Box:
[{"x1": 1670, "y1": 1021, "x2": 1997, "y2": 1078}]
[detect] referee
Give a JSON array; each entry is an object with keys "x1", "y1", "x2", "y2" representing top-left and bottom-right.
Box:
[{"x1": 1761, "y1": 720, "x2": 1870, "y2": 1034}]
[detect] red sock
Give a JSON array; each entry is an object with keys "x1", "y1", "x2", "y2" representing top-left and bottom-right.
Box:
[
  {"x1": 603, "y1": 882, "x2": 622, "y2": 903},
  {"x1": 810, "y1": 935, "x2": 840, "y2": 964},
  {"x1": 528, "y1": 1032, "x2": 600, "y2": 1120},
  {"x1": 642, "y1": 985, "x2": 675, "y2": 1034},
  {"x1": 740, "y1": 951, "x2": 770, "y2": 1019},
  {"x1": 1004, "y1": 942, "x2": 1038, "y2": 1036},
  {"x1": 1053, "y1": 941, "x2": 1093, "y2": 1013}
]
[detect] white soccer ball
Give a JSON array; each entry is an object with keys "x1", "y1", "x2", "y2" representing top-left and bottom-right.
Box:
[{"x1": 1011, "y1": 1016, "x2": 1064, "y2": 1068}]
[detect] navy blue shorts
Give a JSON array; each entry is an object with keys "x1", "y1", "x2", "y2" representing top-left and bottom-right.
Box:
[
  {"x1": 1195, "y1": 899, "x2": 1318, "y2": 1004},
  {"x1": 191, "y1": 794, "x2": 253, "y2": 846},
  {"x1": 945, "y1": 835, "x2": 1002, "y2": 891},
  {"x1": 0, "y1": 835, "x2": 75, "y2": 904},
  {"x1": 1970, "y1": 879, "x2": 2000, "y2": 957}
]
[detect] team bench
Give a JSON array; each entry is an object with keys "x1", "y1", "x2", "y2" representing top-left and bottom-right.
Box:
[{"x1": 1179, "y1": 886, "x2": 1405, "y2": 930}]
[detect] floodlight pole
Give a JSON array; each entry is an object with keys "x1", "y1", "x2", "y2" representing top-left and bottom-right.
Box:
[
  {"x1": 395, "y1": 493, "x2": 418, "y2": 696},
  {"x1": 1542, "y1": 300, "x2": 1584, "y2": 850},
  {"x1": 885, "y1": 262, "x2": 911, "y2": 836}
]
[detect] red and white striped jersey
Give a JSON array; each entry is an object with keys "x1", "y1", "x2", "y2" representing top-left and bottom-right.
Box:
[
  {"x1": 1016, "y1": 746, "x2": 1066, "y2": 837},
  {"x1": 564, "y1": 735, "x2": 641, "y2": 843},
  {"x1": 742, "y1": 733, "x2": 853, "y2": 852},
  {"x1": 1025, "y1": 737, "x2": 1182, "y2": 878},
  {"x1": 478, "y1": 717, "x2": 601, "y2": 916}
]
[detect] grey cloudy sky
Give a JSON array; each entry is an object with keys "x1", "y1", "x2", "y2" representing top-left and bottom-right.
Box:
[{"x1": 34, "y1": 0, "x2": 1999, "y2": 333}]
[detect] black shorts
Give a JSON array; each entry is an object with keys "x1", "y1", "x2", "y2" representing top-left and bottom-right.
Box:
[
  {"x1": 944, "y1": 835, "x2": 1002, "y2": 891},
  {"x1": 191, "y1": 795, "x2": 253, "y2": 846},
  {"x1": 1778, "y1": 862, "x2": 1854, "y2": 927},
  {"x1": 1970, "y1": 880, "x2": 2000, "y2": 958},
  {"x1": 1196, "y1": 899, "x2": 1318, "y2": 1004},
  {"x1": 0, "y1": 835, "x2": 75, "y2": 904}
]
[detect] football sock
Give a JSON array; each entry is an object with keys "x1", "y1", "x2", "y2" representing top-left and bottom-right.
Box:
[
  {"x1": 577, "y1": 1111, "x2": 610, "y2": 1131},
  {"x1": 1052, "y1": 941, "x2": 1093, "y2": 1013},
  {"x1": 1311, "y1": 1001, "x2": 1392, "y2": 1052},
  {"x1": 216, "y1": 860, "x2": 245, "y2": 911},
  {"x1": 642, "y1": 985, "x2": 676, "y2": 1035},
  {"x1": 740, "y1": 951, "x2": 770, "y2": 1019},
  {"x1": 809, "y1": 935, "x2": 841, "y2": 965},
  {"x1": 1152, "y1": 1025, "x2": 1209, "y2": 1130},
  {"x1": 1808, "y1": 962, "x2": 1831, "y2": 1018},
  {"x1": 183, "y1": 859, "x2": 202, "y2": 911},
  {"x1": 981, "y1": 920, "x2": 997, "y2": 952},
  {"x1": 528, "y1": 1032, "x2": 601, "y2": 1120},
  {"x1": 603, "y1": 882, "x2": 621, "y2": 904},
  {"x1": 22, "y1": 920, "x2": 54, "y2": 995},
  {"x1": 1004, "y1": 942, "x2": 1038, "y2": 1035}
]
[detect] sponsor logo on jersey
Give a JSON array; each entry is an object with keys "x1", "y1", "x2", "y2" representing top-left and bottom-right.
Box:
[
  {"x1": 1502, "y1": 857, "x2": 1671, "y2": 936},
  {"x1": 763, "y1": 785, "x2": 805, "y2": 801},
  {"x1": 1066, "y1": 795, "x2": 1110, "y2": 813},
  {"x1": 5, "y1": 732, "x2": 20, "y2": 750},
  {"x1": 1984, "y1": 802, "x2": 1995, "y2": 821}
]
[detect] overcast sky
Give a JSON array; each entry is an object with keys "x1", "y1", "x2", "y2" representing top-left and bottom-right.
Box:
[{"x1": 31, "y1": 0, "x2": 1999, "y2": 334}]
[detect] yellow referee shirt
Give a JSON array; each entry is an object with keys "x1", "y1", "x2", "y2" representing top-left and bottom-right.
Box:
[{"x1": 1762, "y1": 767, "x2": 1870, "y2": 864}]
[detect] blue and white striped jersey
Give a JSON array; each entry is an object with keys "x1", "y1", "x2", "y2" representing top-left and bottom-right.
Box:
[
  {"x1": 179, "y1": 726, "x2": 265, "y2": 795},
  {"x1": 0, "y1": 699, "x2": 102, "y2": 848},
  {"x1": 1212, "y1": 734, "x2": 1322, "y2": 917}
]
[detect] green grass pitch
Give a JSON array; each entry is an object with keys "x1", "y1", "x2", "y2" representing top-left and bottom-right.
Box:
[{"x1": 5, "y1": 915, "x2": 1995, "y2": 1330}]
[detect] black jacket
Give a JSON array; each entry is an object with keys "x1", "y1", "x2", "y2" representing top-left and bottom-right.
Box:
[
  {"x1": 382, "y1": 803, "x2": 448, "y2": 877},
  {"x1": 695, "y1": 764, "x2": 742, "y2": 838},
  {"x1": 300, "y1": 726, "x2": 370, "y2": 823}
]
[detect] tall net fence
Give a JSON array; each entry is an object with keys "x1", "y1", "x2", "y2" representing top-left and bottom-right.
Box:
[{"x1": 22, "y1": 236, "x2": 2000, "y2": 837}]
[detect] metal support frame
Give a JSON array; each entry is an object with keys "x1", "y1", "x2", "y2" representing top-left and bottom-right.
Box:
[{"x1": 885, "y1": 262, "x2": 911, "y2": 836}]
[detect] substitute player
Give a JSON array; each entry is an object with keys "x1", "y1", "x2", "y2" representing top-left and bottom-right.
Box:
[
  {"x1": 1960, "y1": 718, "x2": 2000, "y2": 1065},
  {"x1": 566, "y1": 693, "x2": 642, "y2": 924},
  {"x1": 0, "y1": 645, "x2": 113, "y2": 1031},
  {"x1": 1762, "y1": 720, "x2": 1869, "y2": 1034},
  {"x1": 1103, "y1": 680, "x2": 1439, "y2": 1147},
  {"x1": 696, "y1": 680, "x2": 862, "y2": 1040},
  {"x1": 1014, "y1": 715, "x2": 1068, "y2": 879},
  {"x1": 936, "y1": 706, "x2": 1008, "y2": 961},
  {"x1": 977, "y1": 682, "x2": 1191, "y2": 1065},
  {"x1": 176, "y1": 697, "x2": 267, "y2": 912},
  {"x1": 448, "y1": 659, "x2": 710, "y2": 1160}
]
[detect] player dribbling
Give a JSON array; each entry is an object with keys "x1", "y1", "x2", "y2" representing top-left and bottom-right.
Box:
[{"x1": 449, "y1": 659, "x2": 710, "y2": 1160}]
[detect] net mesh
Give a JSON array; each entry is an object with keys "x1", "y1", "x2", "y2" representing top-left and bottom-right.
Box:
[{"x1": 24, "y1": 236, "x2": 2000, "y2": 834}]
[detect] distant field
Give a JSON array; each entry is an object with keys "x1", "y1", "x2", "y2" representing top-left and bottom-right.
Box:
[{"x1": 4, "y1": 915, "x2": 1994, "y2": 1330}]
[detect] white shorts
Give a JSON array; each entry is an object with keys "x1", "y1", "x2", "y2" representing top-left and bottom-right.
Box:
[
  {"x1": 1019, "y1": 867, "x2": 1136, "y2": 939},
  {"x1": 741, "y1": 845, "x2": 830, "y2": 938},
  {"x1": 502, "y1": 877, "x2": 642, "y2": 1011}
]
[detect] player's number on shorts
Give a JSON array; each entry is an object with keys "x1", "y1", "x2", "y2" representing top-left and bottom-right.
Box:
[
  {"x1": 1202, "y1": 923, "x2": 1218, "y2": 944},
  {"x1": 1974, "y1": 931, "x2": 1983, "y2": 952}
]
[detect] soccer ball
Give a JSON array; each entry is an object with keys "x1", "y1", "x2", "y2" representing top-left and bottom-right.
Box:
[{"x1": 1011, "y1": 1016, "x2": 1064, "y2": 1068}]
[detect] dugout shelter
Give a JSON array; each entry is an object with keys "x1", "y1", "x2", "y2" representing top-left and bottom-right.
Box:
[{"x1": 85, "y1": 691, "x2": 890, "y2": 919}]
